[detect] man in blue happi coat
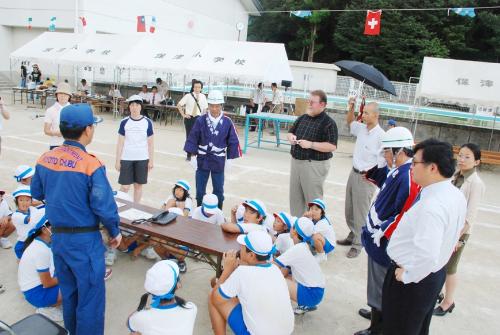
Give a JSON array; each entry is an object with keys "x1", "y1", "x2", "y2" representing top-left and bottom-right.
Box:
[{"x1": 184, "y1": 90, "x2": 241, "y2": 209}]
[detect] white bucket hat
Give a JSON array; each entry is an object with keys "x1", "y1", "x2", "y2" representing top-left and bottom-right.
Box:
[
  {"x1": 13, "y1": 185, "x2": 31, "y2": 199},
  {"x1": 293, "y1": 217, "x2": 314, "y2": 242},
  {"x1": 207, "y1": 90, "x2": 224, "y2": 104},
  {"x1": 202, "y1": 193, "x2": 219, "y2": 214},
  {"x1": 55, "y1": 82, "x2": 72, "y2": 96},
  {"x1": 126, "y1": 94, "x2": 143, "y2": 104},
  {"x1": 144, "y1": 260, "x2": 180, "y2": 297},
  {"x1": 14, "y1": 165, "x2": 35, "y2": 182},
  {"x1": 175, "y1": 180, "x2": 191, "y2": 192},
  {"x1": 237, "y1": 230, "x2": 275, "y2": 256}
]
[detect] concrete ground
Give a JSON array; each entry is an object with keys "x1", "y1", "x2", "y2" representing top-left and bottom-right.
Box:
[{"x1": 0, "y1": 96, "x2": 499, "y2": 334}]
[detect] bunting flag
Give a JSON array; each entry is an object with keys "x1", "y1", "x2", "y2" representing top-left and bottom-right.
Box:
[
  {"x1": 27, "y1": 17, "x2": 32, "y2": 30},
  {"x1": 137, "y1": 15, "x2": 156, "y2": 33},
  {"x1": 137, "y1": 15, "x2": 146, "y2": 32},
  {"x1": 79, "y1": 16, "x2": 87, "y2": 27},
  {"x1": 49, "y1": 16, "x2": 56, "y2": 32},
  {"x1": 290, "y1": 10, "x2": 312, "y2": 18},
  {"x1": 449, "y1": 7, "x2": 476, "y2": 17},
  {"x1": 364, "y1": 10, "x2": 382, "y2": 35},
  {"x1": 150, "y1": 16, "x2": 156, "y2": 33}
]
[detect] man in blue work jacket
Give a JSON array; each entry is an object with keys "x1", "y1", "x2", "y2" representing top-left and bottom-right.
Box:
[{"x1": 31, "y1": 103, "x2": 122, "y2": 335}]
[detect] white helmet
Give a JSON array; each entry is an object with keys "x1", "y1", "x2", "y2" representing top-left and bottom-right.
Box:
[
  {"x1": 381, "y1": 127, "x2": 414, "y2": 149},
  {"x1": 207, "y1": 90, "x2": 224, "y2": 105}
]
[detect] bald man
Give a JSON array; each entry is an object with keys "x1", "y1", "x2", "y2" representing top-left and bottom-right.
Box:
[{"x1": 338, "y1": 99, "x2": 385, "y2": 258}]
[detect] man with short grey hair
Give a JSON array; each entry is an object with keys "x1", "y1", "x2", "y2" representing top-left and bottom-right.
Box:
[{"x1": 338, "y1": 99, "x2": 385, "y2": 258}]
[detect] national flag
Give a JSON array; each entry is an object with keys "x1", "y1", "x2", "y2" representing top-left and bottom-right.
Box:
[
  {"x1": 27, "y1": 17, "x2": 32, "y2": 30},
  {"x1": 137, "y1": 15, "x2": 146, "y2": 32},
  {"x1": 290, "y1": 10, "x2": 312, "y2": 18},
  {"x1": 449, "y1": 8, "x2": 476, "y2": 17},
  {"x1": 150, "y1": 16, "x2": 156, "y2": 33},
  {"x1": 79, "y1": 16, "x2": 87, "y2": 27},
  {"x1": 364, "y1": 10, "x2": 382, "y2": 36},
  {"x1": 49, "y1": 16, "x2": 56, "y2": 32}
]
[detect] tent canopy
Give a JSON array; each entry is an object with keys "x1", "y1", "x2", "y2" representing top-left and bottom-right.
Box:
[
  {"x1": 10, "y1": 32, "x2": 293, "y2": 82},
  {"x1": 417, "y1": 57, "x2": 500, "y2": 106}
]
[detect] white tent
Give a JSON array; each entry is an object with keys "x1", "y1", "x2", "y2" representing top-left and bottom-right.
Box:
[
  {"x1": 10, "y1": 32, "x2": 293, "y2": 83},
  {"x1": 416, "y1": 57, "x2": 500, "y2": 106}
]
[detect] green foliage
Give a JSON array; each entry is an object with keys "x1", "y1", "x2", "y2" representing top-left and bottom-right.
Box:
[{"x1": 248, "y1": 0, "x2": 500, "y2": 81}]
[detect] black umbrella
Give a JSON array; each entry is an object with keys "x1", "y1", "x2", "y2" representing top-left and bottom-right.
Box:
[{"x1": 334, "y1": 60, "x2": 397, "y2": 96}]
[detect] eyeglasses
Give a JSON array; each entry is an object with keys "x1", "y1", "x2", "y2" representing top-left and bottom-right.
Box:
[
  {"x1": 308, "y1": 100, "x2": 321, "y2": 105},
  {"x1": 411, "y1": 160, "x2": 427, "y2": 166}
]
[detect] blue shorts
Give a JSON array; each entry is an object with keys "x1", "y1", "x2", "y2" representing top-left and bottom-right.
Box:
[
  {"x1": 14, "y1": 241, "x2": 25, "y2": 259},
  {"x1": 324, "y1": 239, "x2": 335, "y2": 254},
  {"x1": 23, "y1": 284, "x2": 59, "y2": 308},
  {"x1": 297, "y1": 283, "x2": 325, "y2": 308},
  {"x1": 228, "y1": 304, "x2": 250, "y2": 335}
]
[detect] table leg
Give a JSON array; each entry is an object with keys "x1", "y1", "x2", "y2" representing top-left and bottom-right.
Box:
[
  {"x1": 257, "y1": 119, "x2": 262, "y2": 148},
  {"x1": 243, "y1": 114, "x2": 250, "y2": 153},
  {"x1": 216, "y1": 255, "x2": 223, "y2": 278},
  {"x1": 276, "y1": 121, "x2": 281, "y2": 147}
]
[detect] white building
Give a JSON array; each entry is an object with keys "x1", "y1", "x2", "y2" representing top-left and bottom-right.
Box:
[{"x1": 0, "y1": 0, "x2": 262, "y2": 72}]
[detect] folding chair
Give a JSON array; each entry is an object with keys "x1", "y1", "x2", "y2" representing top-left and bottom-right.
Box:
[{"x1": 0, "y1": 314, "x2": 68, "y2": 335}]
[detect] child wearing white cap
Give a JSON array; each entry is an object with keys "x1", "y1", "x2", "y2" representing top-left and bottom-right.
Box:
[
  {"x1": 11, "y1": 186, "x2": 41, "y2": 259},
  {"x1": 223, "y1": 199, "x2": 268, "y2": 233},
  {"x1": 304, "y1": 198, "x2": 336, "y2": 262},
  {"x1": 274, "y1": 217, "x2": 326, "y2": 315},
  {"x1": 14, "y1": 165, "x2": 35, "y2": 185},
  {"x1": 162, "y1": 180, "x2": 193, "y2": 216},
  {"x1": 128, "y1": 260, "x2": 197, "y2": 335},
  {"x1": 0, "y1": 189, "x2": 14, "y2": 249},
  {"x1": 209, "y1": 230, "x2": 294, "y2": 335},
  {"x1": 18, "y1": 210, "x2": 63, "y2": 322},
  {"x1": 191, "y1": 193, "x2": 225, "y2": 225},
  {"x1": 272, "y1": 211, "x2": 295, "y2": 256}
]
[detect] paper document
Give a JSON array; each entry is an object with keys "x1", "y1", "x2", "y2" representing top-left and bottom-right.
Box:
[
  {"x1": 119, "y1": 208, "x2": 153, "y2": 221},
  {"x1": 115, "y1": 201, "x2": 126, "y2": 208}
]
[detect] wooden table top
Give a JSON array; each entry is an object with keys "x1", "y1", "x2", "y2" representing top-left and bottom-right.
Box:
[{"x1": 118, "y1": 200, "x2": 239, "y2": 256}]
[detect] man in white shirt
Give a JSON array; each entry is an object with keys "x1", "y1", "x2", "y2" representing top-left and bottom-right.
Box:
[
  {"x1": 44, "y1": 83, "x2": 72, "y2": 149},
  {"x1": 338, "y1": 98, "x2": 385, "y2": 258},
  {"x1": 156, "y1": 77, "x2": 169, "y2": 98},
  {"x1": 269, "y1": 82, "x2": 284, "y2": 114},
  {"x1": 77, "y1": 79, "x2": 90, "y2": 95},
  {"x1": 138, "y1": 85, "x2": 150, "y2": 104},
  {"x1": 383, "y1": 138, "x2": 466, "y2": 335},
  {"x1": 209, "y1": 230, "x2": 294, "y2": 335},
  {"x1": 247, "y1": 83, "x2": 265, "y2": 131},
  {"x1": 146, "y1": 86, "x2": 164, "y2": 120}
]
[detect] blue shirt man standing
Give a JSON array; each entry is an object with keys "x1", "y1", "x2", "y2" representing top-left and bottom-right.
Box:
[{"x1": 31, "y1": 103, "x2": 122, "y2": 335}]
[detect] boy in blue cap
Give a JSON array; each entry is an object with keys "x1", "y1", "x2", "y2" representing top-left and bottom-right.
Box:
[{"x1": 31, "y1": 103, "x2": 121, "y2": 335}]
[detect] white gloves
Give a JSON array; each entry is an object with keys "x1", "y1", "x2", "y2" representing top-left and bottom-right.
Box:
[
  {"x1": 371, "y1": 229, "x2": 384, "y2": 247},
  {"x1": 190, "y1": 156, "x2": 198, "y2": 171}
]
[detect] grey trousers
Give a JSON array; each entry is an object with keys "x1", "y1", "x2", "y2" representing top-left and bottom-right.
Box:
[
  {"x1": 367, "y1": 256, "x2": 389, "y2": 311},
  {"x1": 289, "y1": 158, "x2": 331, "y2": 217},
  {"x1": 344, "y1": 169, "x2": 376, "y2": 249}
]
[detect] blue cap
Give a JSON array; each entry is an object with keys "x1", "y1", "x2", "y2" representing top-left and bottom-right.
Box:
[
  {"x1": 60, "y1": 103, "x2": 103, "y2": 129},
  {"x1": 388, "y1": 119, "x2": 396, "y2": 126}
]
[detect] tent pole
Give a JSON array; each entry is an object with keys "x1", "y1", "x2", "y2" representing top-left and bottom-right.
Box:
[
  {"x1": 57, "y1": 64, "x2": 60, "y2": 82},
  {"x1": 183, "y1": 74, "x2": 186, "y2": 93},
  {"x1": 9, "y1": 58, "x2": 12, "y2": 84},
  {"x1": 488, "y1": 108, "x2": 498, "y2": 151}
]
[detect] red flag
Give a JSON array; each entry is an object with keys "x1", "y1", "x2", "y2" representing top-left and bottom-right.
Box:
[
  {"x1": 364, "y1": 10, "x2": 382, "y2": 35},
  {"x1": 137, "y1": 15, "x2": 146, "y2": 32},
  {"x1": 79, "y1": 16, "x2": 87, "y2": 27}
]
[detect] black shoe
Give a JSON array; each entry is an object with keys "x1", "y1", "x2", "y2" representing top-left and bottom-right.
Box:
[
  {"x1": 433, "y1": 303, "x2": 455, "y2": 316},
  {"x1": 354, "y1": 308, "x2": 382, "y2": 335},
  {"x1": 337, "y1": 238, "x2": 353, "y2": 246},
  {"x1": 437, "y1": 293, "x2": 444, "y2": 304},
  {"x1": 358, "y1": 308, "x2": 371, "y2": 320},
  {"x1": 178, "y1": 261, "x2": 187, "y2": 273}
]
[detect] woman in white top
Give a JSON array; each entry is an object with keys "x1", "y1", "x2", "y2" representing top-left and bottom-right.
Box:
[
  {"x1": 128, "y1": 260, "x2": 197, "y2": 335},
  {"x1": 44, "y1": 82, "x2": 71, "y2": 149},
  {"x1": 177, "y1": 80, "x2": 208, "y2": 160}
]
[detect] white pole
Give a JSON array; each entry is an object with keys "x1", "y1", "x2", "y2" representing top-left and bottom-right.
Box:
[{"x1": 74, "y1": 0, "x2": 79, "y2": 33}]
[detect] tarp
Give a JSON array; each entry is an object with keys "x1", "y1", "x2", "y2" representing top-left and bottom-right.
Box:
[
  {"x1": 416, "y1": 57, "x2": 500, "y2": 106},
  {"x1": 10, "y1": 32, "x2": 293, "y2": 82},
  {"x1": 9, "y1": 32, "x2": 86, "y2": 63}
]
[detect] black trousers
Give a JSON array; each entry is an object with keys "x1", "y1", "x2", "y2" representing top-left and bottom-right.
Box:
[
  {"x1": 382, "y1": 263, "x2": 446, "y2": 335},
  {"x1": 245, "y1": 104, "x2": 258, "y2": 131},
  {"x1": 184, "y1": 116, "x2": 199, "y2": 158}
]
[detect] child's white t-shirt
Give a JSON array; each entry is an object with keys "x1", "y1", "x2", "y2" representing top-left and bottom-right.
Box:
[
  {"x1": 235, "y1": 222, "x2": 268, "y2": 233},
  {"x1": 314, "y1": 217, "x2": 336, "y2": 246},
  {"x1": 128, "y1": 302, "x2": 197, "y2": 335},
  {"x1": 118, "y1": 116, "x2": 154, "y2": 161},
  {"x1": 44, "y1": 102, "x2": 69, "y2": 147},
  {"x1": 276, "y1": 242, "x2": 325, "y2": 288},
  {"x1": 18, "y1": 238, "x2": 55, "y2": 291},
  {"x1": 274, "y1": 233, "x2": 294, "y2": 255},
  {"x1": 164, "y1": 195, "x2": 193, "y2": 213},
  {"x1": 190, "y1": 206, "x2": 225, "y2": 225},
  {"x1": 12, "y1": 207, "x2": 40, "y2": 242},
  {"x1": 219, "y1": 264, "x2": 294, "y2": 335},
  {"x1": 0, "y1": 199, "x2": 12, "y2": 217}
]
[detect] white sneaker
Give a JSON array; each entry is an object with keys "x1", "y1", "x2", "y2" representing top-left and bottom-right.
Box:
[
  {"x1": 105, "y1": 249, "x2": 117, "y2": 266},
  {"x1": 104, "y1": 268, "x2": 112, "y2": 281},
  {"x1": 0, "y1": 237, "x2": 12, "y2": 249},
  {"x1": 36, "y1": 306, "x2": 64, "y2": 322},
  {"x1": 315, "y1": 253, "x2": 327, "y2": 263},
  {"x1": 143, "y1": 247, "x2": 160, "y2": 260}
]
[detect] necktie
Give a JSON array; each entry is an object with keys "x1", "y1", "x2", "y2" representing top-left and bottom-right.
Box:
[{"x1": 152, "y1": 94, "x2": 155, "y2": 105}]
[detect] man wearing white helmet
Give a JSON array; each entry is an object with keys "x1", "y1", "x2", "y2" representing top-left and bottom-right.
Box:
[
  {"x1": 184, "y1": 90, "x2": 241, "y2": 209},
  {"x1": 354, "y1": 127, "x2": 420, "y2": 335}
]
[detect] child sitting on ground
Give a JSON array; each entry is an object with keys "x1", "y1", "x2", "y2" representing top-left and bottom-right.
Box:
[
  {"x1": 0, "y1": 189, "x2": 14, "y2": 249},
  {"x1": 11, "y1": 186, "x2": 42, "y2": 259},
  {"x1": 274, "y1": 217, "x2": 326, "y2": 315},
  {"x1": 191, "y1": 194, "x2": 225, "y2": 225},
  {"x1": 231, "y1": 202, "x2": 275, "y2": 234},
  {"x1": 18, "y1": 210, "x2": 63, "y2": 322},
  {"x1": 223, "y1": 199, "x2": 268, "y2": 233},
  {"x1": 272, "y1": 211, "x2": 295, "y2": 256},
  {"x1": 127, "y1": 260, "x2": 197, "y2": 335},
  {"x1": 13, "y1": 165, "x2": 44, "y2": 207},
  {"x1": 304, "y1": 199, "x2": 336, "y2": 263},
  {"x1": 162, "y1": 180, "x2": 193, "y2": 217}
]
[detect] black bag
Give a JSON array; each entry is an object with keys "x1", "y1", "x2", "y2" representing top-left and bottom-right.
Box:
[{"x1": 131, "y1": 210, "x2": 178, "y2": 225}]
